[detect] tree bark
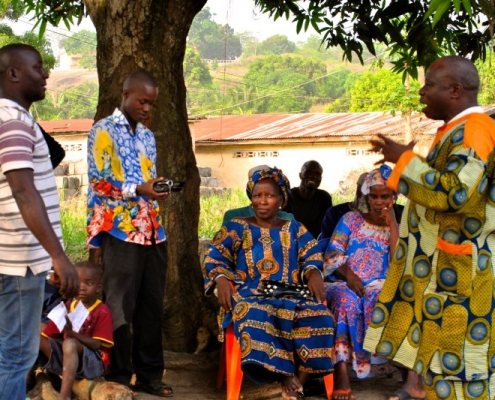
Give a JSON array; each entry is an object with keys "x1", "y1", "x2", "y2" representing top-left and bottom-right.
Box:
[{"x1": 83, "y1": 0, "x2": 216, "y2": 352}]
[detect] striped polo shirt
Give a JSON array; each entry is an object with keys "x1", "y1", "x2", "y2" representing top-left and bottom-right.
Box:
[{"x1": 0, "y1": 99, "x2": 62, "y2": 276}]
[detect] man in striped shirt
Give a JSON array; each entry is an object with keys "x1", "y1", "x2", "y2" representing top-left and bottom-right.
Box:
[{"x1": 0, "y1": 43, "x2": 79, "y2": 399}]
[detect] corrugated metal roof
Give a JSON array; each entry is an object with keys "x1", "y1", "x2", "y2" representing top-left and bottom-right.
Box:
[
  {"x1": 39, "y1": 119, "x2": 94, "y2": 134},
  {"x1": 37, "y1": 107, "x2": 495, "y2": 140},
  {"x1": 38, "y1": 116, "x2": 204, "y2": 134},
  {"x1": 195, "y1": 108, "x2": 495, "y2": 142}
]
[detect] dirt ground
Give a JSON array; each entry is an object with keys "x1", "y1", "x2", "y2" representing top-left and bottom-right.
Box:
[
  {"x1": 29, "y1": 351, "x2": 403, "y2": 399},
  {"x1": 131, "y1": 351, "x2": 402, "y2": 400}
]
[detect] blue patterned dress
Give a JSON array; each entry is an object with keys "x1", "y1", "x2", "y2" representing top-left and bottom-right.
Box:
[
  {"x1": 203, "y1": 218, "x2": 334, "y2": 384},
  {"x1": 324, "y1": 212, "x2": 394, "y2": 378}
]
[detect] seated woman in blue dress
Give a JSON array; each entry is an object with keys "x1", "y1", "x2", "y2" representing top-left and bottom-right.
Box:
[
  {"x1": 324, "y1": 167, "x2": 398, "y2": 400},
  {"x1": 203, "y1": 167, "x2": 334, "y2": 400}
]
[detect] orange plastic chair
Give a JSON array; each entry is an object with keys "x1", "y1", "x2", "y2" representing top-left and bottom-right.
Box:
[{"x1": 217, "y1": 324, "x2": 334, "y2": 400}]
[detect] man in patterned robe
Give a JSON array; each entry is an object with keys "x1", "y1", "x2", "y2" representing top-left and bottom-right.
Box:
[{"x1": 365, "y1": 56, "x2": 495, "y2": 400}]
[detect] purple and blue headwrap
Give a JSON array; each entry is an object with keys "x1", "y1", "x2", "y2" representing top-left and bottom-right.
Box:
[{"x1": 246, "y1": 167, "x2": 291, "y2": 207}]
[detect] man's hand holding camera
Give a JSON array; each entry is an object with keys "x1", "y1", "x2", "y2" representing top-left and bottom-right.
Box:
[{"x1": 137, "y1": 177, "x2": 170, "y2": 200}]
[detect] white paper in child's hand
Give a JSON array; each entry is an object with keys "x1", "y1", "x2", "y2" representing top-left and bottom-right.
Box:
[
  {"x1": 47, "y1": 301, "x2": 68, "y2": 332},
  {"x1": 68, "y1": 301, "x2": 89, "y2": 333}
]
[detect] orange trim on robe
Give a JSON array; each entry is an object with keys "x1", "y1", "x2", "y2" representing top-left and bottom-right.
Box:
[
  {"x1": 463, "y1": 113, "x2": 495, "y2": 162},
  {"x1": 428, "y1": 114, "x2": 473, "y2": 153},
  {"x1": 386, "y1": 150, "x2": 416, "y2": 191},
  {"x1": 387, "y1": 113, "x2": 495, "y2": 191},
  {"x1": 436, "y1": 237, "x2": 472, "y2": 255}
]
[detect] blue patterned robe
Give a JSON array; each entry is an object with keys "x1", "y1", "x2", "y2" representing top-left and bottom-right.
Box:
[
  {"x1": 324, "y1": 212, "x2": 394, "y2": 378},
  {"x1": 203, "y1": 218, "x2": 334, "y2": 383}
]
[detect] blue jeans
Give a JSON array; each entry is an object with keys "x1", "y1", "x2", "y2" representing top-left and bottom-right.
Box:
[{"x1": 0, "y1": 270, "x2": 45, "y2": 400}]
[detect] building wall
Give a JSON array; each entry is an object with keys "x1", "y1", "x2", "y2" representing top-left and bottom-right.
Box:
[
  {"x1": 55, "y1": 134, "x2": 88, "y2": 162},
  {"x1": 195, "y1": 141, "x2": 384, "y2": 193},
  {"x1": 57, "y1": 50, "x2": 84, "y2": 71},
  {"x1": 51, "y1": 133, "x2": 433, "y2": 196}
]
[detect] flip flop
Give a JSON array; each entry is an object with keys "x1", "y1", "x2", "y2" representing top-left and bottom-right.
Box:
[
  {"x1": 332, "y1": 389, "x2": 355, "y2": 400},
  {"x1": 133, "y1": 381, "x2": 174, "y2": 397},
  {"x1": 388, "y1": 388, "x2": 426, "y2": 400}
]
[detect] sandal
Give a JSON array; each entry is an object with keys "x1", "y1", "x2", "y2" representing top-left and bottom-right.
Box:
[
  {"x1": 388, "y1": 388, "x2": 426, "y2": 400},
  {"x1": 133, "y1": 380, "x2": 174, "y2": 397},
  {"x1": 332, "y1": 389, "x2": 355, "y2": 400}
]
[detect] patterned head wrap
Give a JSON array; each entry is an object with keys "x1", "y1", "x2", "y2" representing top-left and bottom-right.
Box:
[
  {"x1": 355, "y1": 165, "x2": 393, "y2": 213},
  {"x1": 361, "y1": 169, "x2": 386, "y2": 195},
  {"x1": 351, "y1": 172, "x2": 368, "y2": 212},
  {"x1": 245, "y1": 165, "x2": 271, "y2": 199},
  {"x1": 246, "y1": 167, "x2": 291, "y2": 208}
]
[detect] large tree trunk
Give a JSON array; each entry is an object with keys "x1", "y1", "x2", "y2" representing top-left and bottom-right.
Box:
[{"x1": 83, "y1": 0, "x2": 216, "y2": 352}]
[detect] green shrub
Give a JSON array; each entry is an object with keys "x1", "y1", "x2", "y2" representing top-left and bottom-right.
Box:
[
  {"x1": 199, "y1": 189, "x2": 249, "y2": 238},
  {"x1": 60, "y1": 188, "x2": 396, "y2": 255}
]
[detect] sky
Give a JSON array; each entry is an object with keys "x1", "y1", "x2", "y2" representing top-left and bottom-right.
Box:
[
  {"x1": 7, "y1": 0, "x2": 317, "y2": 46},
  {"x1": 204, "y1": 0, "x2": 317, "y2": 42}
]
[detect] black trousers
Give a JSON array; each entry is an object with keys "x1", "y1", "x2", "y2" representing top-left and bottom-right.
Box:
[{"x1": 101, "y1": 233, "x2": 167, "y2": 385}]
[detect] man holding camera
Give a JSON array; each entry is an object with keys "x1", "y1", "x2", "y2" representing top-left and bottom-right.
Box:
[{"x1": 86, "y1": 71, "x2": 173, "y2": 396}]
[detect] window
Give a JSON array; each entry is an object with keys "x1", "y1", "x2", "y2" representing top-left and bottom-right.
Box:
[
  {"x1": 232, "y1": 150, "x2": 280, "y2": 158},
  {"x1": 62, "y1": 143, "x2": 84, "y2": 152},
  {"x1": 346, "y1": 148, "x2": 376, "y2": 156}
]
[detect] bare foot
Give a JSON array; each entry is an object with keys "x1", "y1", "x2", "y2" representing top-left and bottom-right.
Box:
[
  {"x1": 388, "y1": 370, "x2": 426, "y2": 400},
  {"x1": 333, "y1": 389, "x2": 355, "y2": 400},
  {"x1": 281, "y1": 375, "x2": 303, "y2": 400},
  {"x1": 332, "y1": 362, "x2": 355, "y2": 400}
]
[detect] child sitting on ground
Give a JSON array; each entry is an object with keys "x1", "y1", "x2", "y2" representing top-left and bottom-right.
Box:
[{"x1": 39, "y1": 261, "x2": 113, "y2": 399}]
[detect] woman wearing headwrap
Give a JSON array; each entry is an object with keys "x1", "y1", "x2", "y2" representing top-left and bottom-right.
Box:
[
  {"x1": 323, "y1": 166, "x2": 398, "y2": 400},
  {"x1": 203, "y1": 167, "x2": 334, "y2": 400},
  {"x1": 320, "y1": 172, "x2": 368, "y2": 242}
]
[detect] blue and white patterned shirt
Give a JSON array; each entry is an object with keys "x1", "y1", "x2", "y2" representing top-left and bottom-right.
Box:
[{"x1": 86, "y1": 108, "x2": 166, "y2": 247}]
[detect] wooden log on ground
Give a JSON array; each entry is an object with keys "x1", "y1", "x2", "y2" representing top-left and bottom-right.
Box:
[
  {"x1": 72, "y1": 378, "x2": 135, "y2": 399},
  {"x1": 36, "y1": 372, "x2": 59, "y2": 400},
  {"x1": 32, "y1": 372, "x2": 134, "y2": 400}
]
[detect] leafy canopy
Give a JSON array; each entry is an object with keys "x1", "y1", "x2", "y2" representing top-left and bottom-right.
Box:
[
  {"x1": 59, "y1": 29, "x2": 96, "y2": 55},
  {"x1": 241, "y1": 54, "x2": 328, "y2": 113},
  {"x1": 189, "y1": 7, "x2": 242, "y2": 60},
  {"x1": 11, "y1": 0, "x2": 86, "y2": 37},
  {"x1": 254, "y1": 0, "x2": 495, "y2": 80},
  {"x1": 59, "y1": 29, "x2": 96, "y2": 69},
  {"x1": 11, "y1": 0, "x2": 495, "y2": 79},
  {"x1": 0, "y1": 23, "x2": 56, "y2": 71},
  {"x1": 257, "y1": 34, "x2": 296, "y2": 55}
]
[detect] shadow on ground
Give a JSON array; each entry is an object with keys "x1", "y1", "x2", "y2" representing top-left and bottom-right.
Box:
[{"x1": 29, "y1": 351, "x2": 403, "y2": 399}]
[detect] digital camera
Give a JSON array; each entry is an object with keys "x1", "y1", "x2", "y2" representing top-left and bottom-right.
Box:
[{"x1": 153, "y1": 180, "x2": 185, "y2": 193}]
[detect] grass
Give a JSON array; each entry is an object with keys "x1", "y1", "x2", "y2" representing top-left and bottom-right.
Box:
[
  {"x1": 199, "y1": 189, "x2": 249, "y2": 238},
  {"x1": 58, "y1": 189, "x2": 251, "y2": 260},
  {"x1": 59, "y1": 195, "x2": 89, "y2": 263},
  {"x1": 59, "y1": 188, "x2": 364, "y2": 257}
]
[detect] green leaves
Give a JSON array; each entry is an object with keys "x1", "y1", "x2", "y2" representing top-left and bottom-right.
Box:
[
  {"x1": 256, "y1": 0, "x2": 495, "y2": 80},
  {"x1": 10, "y1": 0, "x2": 86, "y2": 38},
  {"x1": 424, "y1": 0, "x2": 452, "y2": 28},
  {"x1": 189, "y1": 8, "x2": 243, "y2": 60},
  {"x1": 59, "y1": 29, "x2": 96, "y2": 55},
  {"x1": 0, "y1": 23, "x2": 56, "y2": 71}
]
